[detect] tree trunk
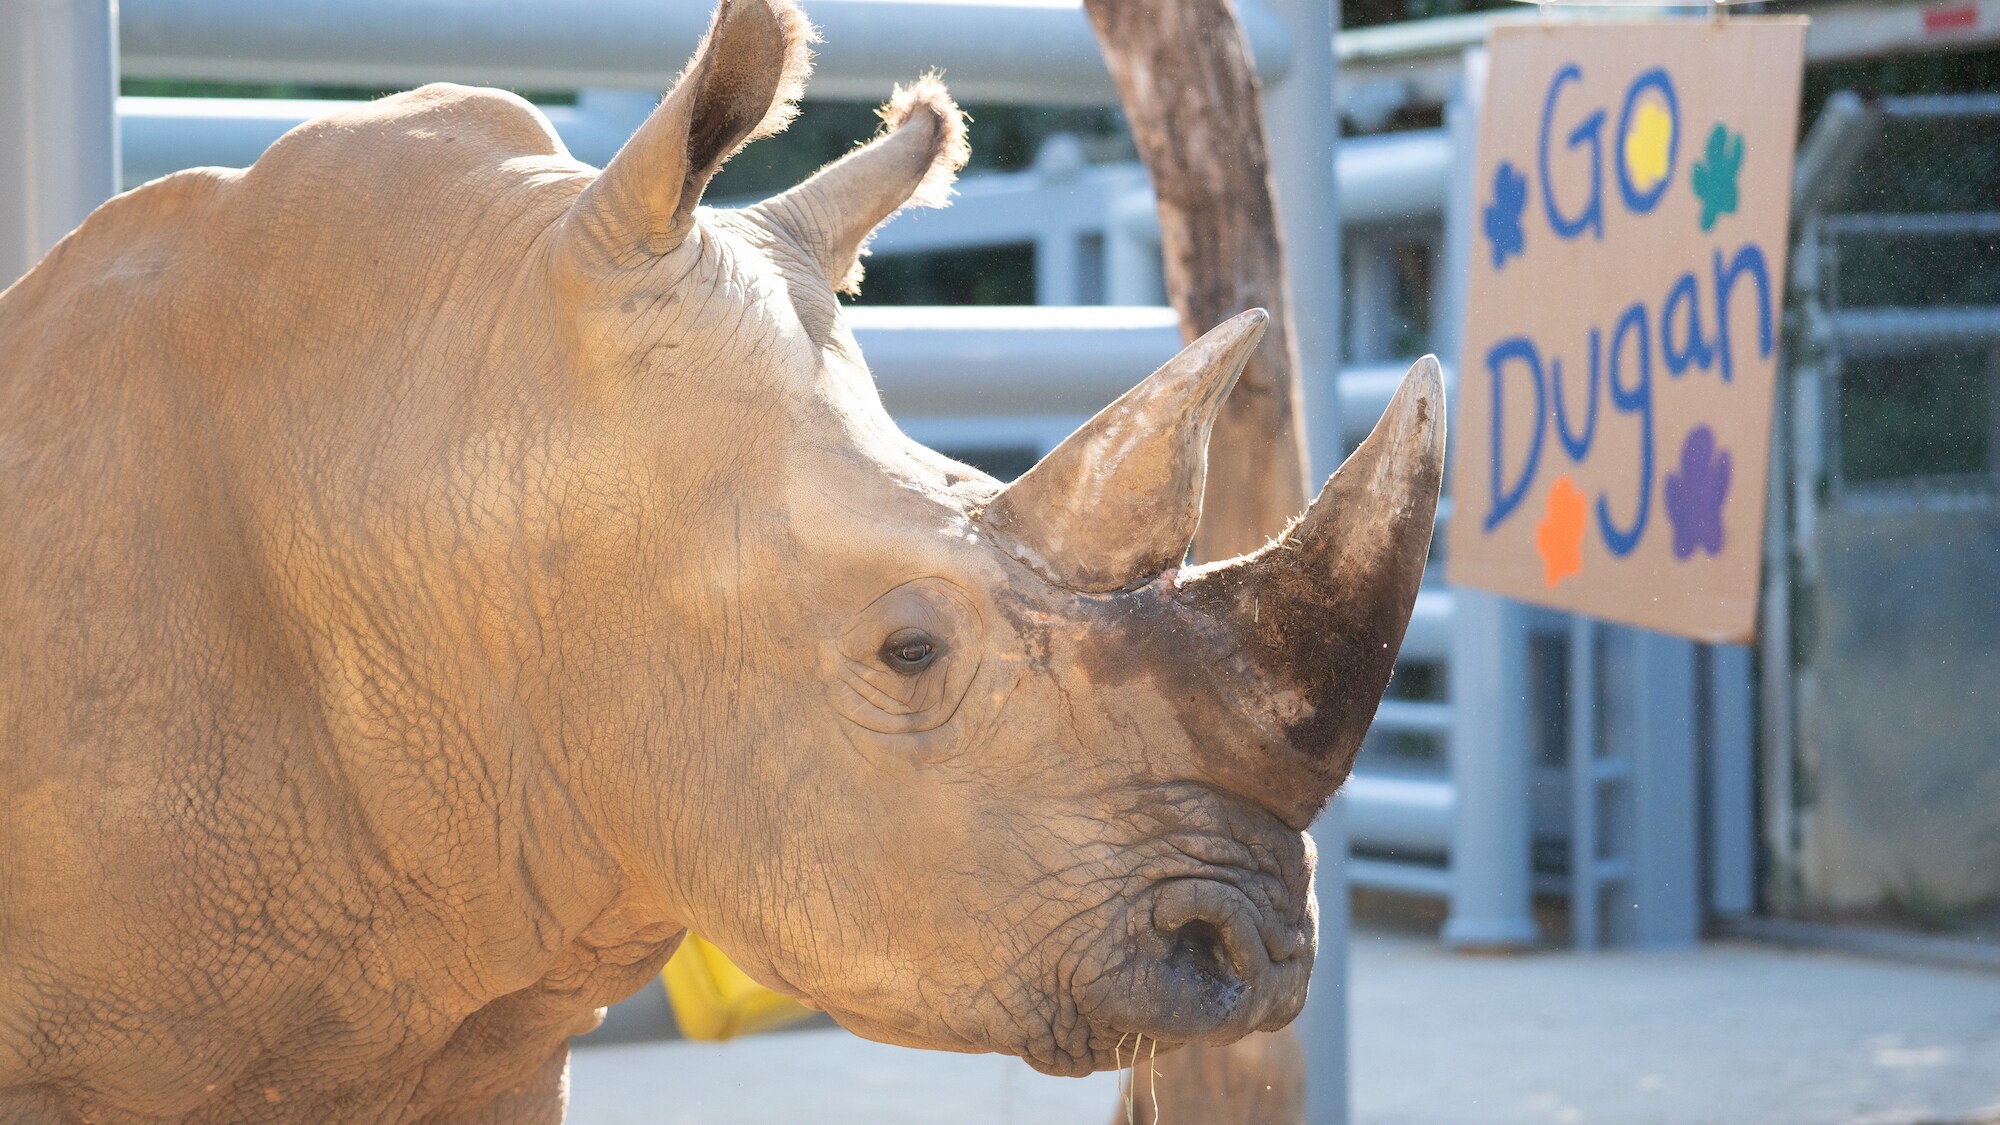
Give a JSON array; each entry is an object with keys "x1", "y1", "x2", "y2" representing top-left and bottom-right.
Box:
[
  {"x1": 1084, "y1": 1, "x2": 1314, "y2": 1122},
  {"x1": 1082, "y1": 0, "x2": 1311, "y2": 561}
]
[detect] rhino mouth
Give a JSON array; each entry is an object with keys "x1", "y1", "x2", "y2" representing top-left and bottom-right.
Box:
[
  {"x1": 1012, "y1": 871, "x2": 1309, "y2": 1078},
  {"x1": 1145, "y1": 877, "x2": 1269, "y2": 1030}
]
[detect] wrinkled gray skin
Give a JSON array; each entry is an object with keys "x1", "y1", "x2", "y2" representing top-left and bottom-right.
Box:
[{"x1": 0, "y1": 1, "x2": 1443, "y2": 1121}]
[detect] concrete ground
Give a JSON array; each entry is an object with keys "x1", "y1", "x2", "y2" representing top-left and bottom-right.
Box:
[{"x1": 568, "y1": 929, "x2": 2000, "y2": 1125}]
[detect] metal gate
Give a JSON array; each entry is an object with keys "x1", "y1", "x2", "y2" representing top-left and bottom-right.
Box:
[{"x1": 1766, "y1": 92, "x2": 2000, "y2": 931}]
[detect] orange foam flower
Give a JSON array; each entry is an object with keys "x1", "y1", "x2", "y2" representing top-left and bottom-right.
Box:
[{"x1": 1536, "y1": 476, "x2": 1587, "y2": 588}]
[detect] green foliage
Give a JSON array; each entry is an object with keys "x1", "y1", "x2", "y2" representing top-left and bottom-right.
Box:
[
  {"x1": 1803, "y1": 48, "x2": 2000, "y2": 492},
  {"x1": 1803, "y1": 47, "x2": 2000, "y2": 215},
  {"x1": 1880, "y1": 869, "x2": 2000, "y2": 936},
  {"x1": 848, "y1": 244, "x2": 1038, "y2": 307},
  {"x1": 1838, "y1": 349, "x2": 1991, "y2": 485},
  {"x1": 1803, "y1": 46, "x2": 2000, "y2": 130},
  {"x1": 1341, "y1": 0, "x2": 1511, "y2": 30}
]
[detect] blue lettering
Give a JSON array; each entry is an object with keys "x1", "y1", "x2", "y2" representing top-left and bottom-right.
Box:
[
  {"x1": 1661, "y1": 272, "x2": 1715, "y2": 376},
  {"x1": 1712, "y1": 242, "x2": 1774, "y2": 384},
  {"x1": 1539, "y1": 64, "x2": 1605, "y2": 242},
  {"x1": 1615, "y1": 68, "x2": 1680, "y2": 216},
  {"x1": 1483, "y1": 336, "x2": 1548, "y2": 532},
  {"x1": 1551, "y1": 328, "x2": 1601, "y2": 461},
  {"x1": 1596, "y1": 303, "x2": 1653, "y2": 557}
]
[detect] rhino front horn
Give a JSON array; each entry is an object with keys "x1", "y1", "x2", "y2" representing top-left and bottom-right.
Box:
[
  {"x1": 1180, "y1": 355, "x2": 1446, "y2": 806},
  {"x1": 979, "y1": 309, "x2": 1268, "y2": 593}
]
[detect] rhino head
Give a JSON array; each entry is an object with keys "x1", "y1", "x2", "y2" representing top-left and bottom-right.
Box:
[{"x1": 542, "y1": 0, "x2": 1442, "y2": 1077}]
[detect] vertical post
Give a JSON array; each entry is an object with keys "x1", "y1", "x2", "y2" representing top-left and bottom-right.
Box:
[
  {"x1": 1434, "y1": 49, "x2": 1483, "y2": 370},
  {"x1": 1033, "y1": 234, "x2": 1082, "y2": 305},
  {"x1": 1443, "y1": 591, "x2": 1539, "y2": 949},
  {"x1": 1759, "y1": 354, "x2": 1803, "y2": 912},
  {"x1": 0, "y1": 0, "x2": 121, "y2": 288},
  {"x1": 1299, "y1": 794, "x2": 1350, "y2": 1125},
  {"x1": 1105, "y1": 177, "x2": 1165, "y2": 305},
  {"x1": 1706, "y1": 643, "x2": 1756, "y2": 916},
  {"x1": 1628, "y1": 629, "x2": 1702, "y2": 948},
  {"x1": 1266, "y1": 0, "x2": 1345, "y2": 486},
  {"x1": 1438, "y1": 46, "x2": 1537, "y2": 953},
  {"x1": 1260, "y1": 1, "x2": 1344, "y2": 1121},
  {"x1": 1568, "y1": 617, "x2": 1601, "y2": 949}
]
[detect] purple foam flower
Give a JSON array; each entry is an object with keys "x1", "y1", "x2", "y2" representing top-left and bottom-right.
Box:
[{"x1": 1664, "y1": 425, "x2": 1730, "y2": 559}]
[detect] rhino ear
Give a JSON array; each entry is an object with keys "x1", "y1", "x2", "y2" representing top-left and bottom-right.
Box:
[
  {"x1": 566, "y1": 0, "x2": 815, "y2": 264},
  {"x1": 752, "y1": 74, "x2": 969, "y2": 294}
]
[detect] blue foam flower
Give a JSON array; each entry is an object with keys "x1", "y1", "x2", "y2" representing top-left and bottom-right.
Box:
[{"x1": 1483, "y1": 160, "x2": 1529, "y2": 270}]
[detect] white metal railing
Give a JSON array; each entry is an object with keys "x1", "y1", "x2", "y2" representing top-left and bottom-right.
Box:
[
  {"x1": 118, "y1": 0, "x2": 1292, "y2": 105},
  {"x1": 119, "y1": 88, "x2": 660, "y2": 186}
]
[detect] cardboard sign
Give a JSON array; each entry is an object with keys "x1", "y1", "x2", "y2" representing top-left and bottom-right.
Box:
[{"x1": 1446, "y1": 17, "x2": 1807, "y2": 643}]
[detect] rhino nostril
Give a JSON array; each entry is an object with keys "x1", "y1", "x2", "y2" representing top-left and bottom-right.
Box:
[
  {"x1": 1164, "y1": 918, "x2": 1245, "y2": 1021},
  {"x1": 1170, "y1": 919, "x2": 1230, "y2": 979}
]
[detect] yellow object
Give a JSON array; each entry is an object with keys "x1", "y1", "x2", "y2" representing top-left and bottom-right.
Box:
[
  {"x1": 1623, "y1": 98, "x2": 1674, "y2": 192},
  {"x1": 660, "y1": 933, "x2": 816, "y2": 1041}
]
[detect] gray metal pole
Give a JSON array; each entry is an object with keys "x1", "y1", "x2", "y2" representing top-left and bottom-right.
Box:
[
  {"x1": 1443, "y1": 590, "x2": 1539, "y2": 949},
  {"x1": 1629, "y1": 628, "x2": 1702, "y2": 948},
  {"x1": 1438, "y1": 48, "x2": 1539, "y2": 953},
  {"x1": 1706, "y1": 643, "x2": 1757, "y2": 917},
  {"x1": 1266, "y1": 0, "x2": 1345, "y2": 486},
  {"x1": 1259, "y1": 0, "x2": 1345, "y2": 1120},
  {"x1": 1, "y1": 0, "x2": 120, "y2": 288}
]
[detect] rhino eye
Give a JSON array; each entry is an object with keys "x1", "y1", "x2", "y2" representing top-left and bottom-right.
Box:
[{"x1": 880, "y1": 629, "x2": 939, "y2": 674}]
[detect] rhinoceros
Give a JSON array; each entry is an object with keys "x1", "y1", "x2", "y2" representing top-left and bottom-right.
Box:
[{"x1": 0, "y1": 0, "x2": 1442, "y2": 1120}]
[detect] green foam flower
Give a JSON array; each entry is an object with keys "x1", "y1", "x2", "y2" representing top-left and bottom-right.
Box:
[{"x1": 1692, "y1": 123, "x2": 1744, "y2": 233}]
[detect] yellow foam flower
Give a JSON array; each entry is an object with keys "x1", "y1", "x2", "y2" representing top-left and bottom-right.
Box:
[{"x1": 1623, "y1": 99, "x2": 1674, "y2": 195}]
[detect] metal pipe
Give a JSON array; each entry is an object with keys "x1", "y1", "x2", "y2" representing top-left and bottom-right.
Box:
[
  {"x1": 118, "y1": 0, "x2": 1292, "y2": 107},
  {"x1": 1338, "y1": 1, "x2": 2000, "y2": 126},
  {"x1": 849, "y1": 305, "x2": 1182, "y2": 416},
  {"x1": 1829, "y1": 307, "x2": 2000, "y2": 354},
  {"x1": 1348, "y1": 856, "x2": 1452, "y2": 896},
  {"x1": 1707, "y1": 644, "x2": 1757, "y2": 917},
  {"x1": 1628, "y1": 628, "x2": 1701, "y2": 949},
  {"x1": 1342, "y1": 1, "x2": 2000, "y2": 84},
  {"x1": 121, "y1": 104, "x2": 1446, "y2": 226},
  {"x1": 1399, "y1": 589, "x2": 1453, "y2": 663},
  {"x1": 119, "y1": 88, "x2": 657, "y2": 187},
  {"x1": 1568, "y1": 617, "x2": 1602, "y2": 949},
  {"x1": 861, "y1": 305, "x2": 1448, "y2": 463},
  {"x1": 1442, "y1": 588, "x2": 1540, "y2": 949},
  {"x1": 1792, "y1": 90, "x2": 1880, "y2": 217},
  {"x1": 1339, "y1": 129, "x2": 1452, "y2": 225},
  {"x1": 1, "y1": 0, "x2": 119, "y2": 288},
  {"x1": 1438, "y1": 44, "x2": 1538, "y2": 953},
  {"x1": 1338, "y1": 359, "x2": 1454, "y2": 444},
  {"x1": 1345, "y1": 772, "x2": 1455, "y2": 858},
  {"x1": 1257, "y1": 0, "x2": 1347, "y2": 1117}
]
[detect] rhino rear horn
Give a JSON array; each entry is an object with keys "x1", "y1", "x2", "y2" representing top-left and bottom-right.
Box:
[
  {"x1": 978, "y1": 310, "x2": 1268, "y2": 593},
  {"x1": 1179, "y1": 355, "x2": 1445, "y2": 803},
  {"x1": 566, "y1": 0, "x2": 815, "y2": 263}
]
